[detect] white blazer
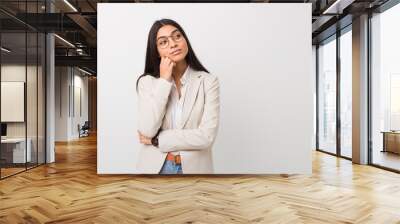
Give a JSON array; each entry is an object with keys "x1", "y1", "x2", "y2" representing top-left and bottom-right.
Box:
[{"x1": 136, "y1": 68, "x2": 220, "y2": 174}]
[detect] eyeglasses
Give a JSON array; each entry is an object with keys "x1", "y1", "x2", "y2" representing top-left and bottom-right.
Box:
[{"x1": 157, "y1": 30, "x2": 184, "y2": 49}]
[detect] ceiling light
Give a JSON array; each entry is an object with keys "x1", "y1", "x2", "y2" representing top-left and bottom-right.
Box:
[
  {"x1": 54, "y1": 34, "x2": 75, "y2": 48},
  {"x1": 322, "y1": 0, "x2": 354, "y2": 14},
  {"x1": 1, "y1": 47, "x2": 11, "y2": 53},
  {"x1": 63, "y1": 0, "x2": 78, "y2": 12},
  {"x1": 78, "y1": 67, "x2": 93, "y2": 76}
]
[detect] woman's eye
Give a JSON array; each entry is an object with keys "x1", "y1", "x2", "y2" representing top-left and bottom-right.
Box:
[{"x1": 159, "y1": 40, "x2": 167, "y2": 45}]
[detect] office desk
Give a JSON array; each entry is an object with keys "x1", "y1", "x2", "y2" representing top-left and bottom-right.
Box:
[
  {"x1": 1, "y1": 138, "x2": 32, "y2": 163},
  {"x1": 381, "y1": 131, "x2": 400, "y2": 154}
]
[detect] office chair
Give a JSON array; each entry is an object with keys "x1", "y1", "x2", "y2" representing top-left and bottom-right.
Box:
[{"x1": 79, "y1": 121, "x2": 90, "y2": 138}]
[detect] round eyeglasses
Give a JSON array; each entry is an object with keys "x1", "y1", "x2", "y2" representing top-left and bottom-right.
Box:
[{"x1": 157, "y1": 31, "x2": 184, "y2": 49}]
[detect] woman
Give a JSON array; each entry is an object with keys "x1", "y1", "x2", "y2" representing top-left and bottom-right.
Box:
[{"x1": 136, "y1": 18, "x2": 220, "y2": 174}]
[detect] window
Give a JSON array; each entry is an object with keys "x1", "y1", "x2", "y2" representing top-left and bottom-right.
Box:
[
  {"x1": 370, "y1": 2, "x2": 400, "y2": 171},
  {"x1": 339, "y1": 28, "x2": 352, "y2": 158},
  {"x1": 318, "y1": 36, "x2": 337, "y2": 154}
]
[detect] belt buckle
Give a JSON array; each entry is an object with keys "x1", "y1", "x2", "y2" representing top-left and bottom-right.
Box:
[{"x1": 174, "y1": 155, "x2": 181, "y2": 164}]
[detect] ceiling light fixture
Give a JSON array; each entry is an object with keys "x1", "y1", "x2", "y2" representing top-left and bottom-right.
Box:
[
  {"x1": 54, "y1": 34, "x2": 75, "y2": 48},
  {"x1": 1, "y1": 47, "x2": 11, "y2": 53},
  {"x1": 78, "y1": 67, "x2": 93, "y2": 76},
  {"x1": 322, "y1": 0, "x2": 354, "y2": 15},
  {"x1": 63, "y1": 0, "x2": 78, "y2": 12}
]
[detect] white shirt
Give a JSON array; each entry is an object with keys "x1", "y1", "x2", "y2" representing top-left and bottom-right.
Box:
[{"x1": 169, "y1": 66, "x2": 191, "y2": 155}]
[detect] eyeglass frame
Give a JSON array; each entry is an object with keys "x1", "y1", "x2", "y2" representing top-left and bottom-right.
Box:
[{"x1": 156, "y1": 29, "x2": 184, "y2": 49}]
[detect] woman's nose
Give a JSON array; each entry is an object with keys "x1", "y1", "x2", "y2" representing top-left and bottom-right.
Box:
[{"x1": 169, "y1": 41, "x2": 178, "y2": 48}]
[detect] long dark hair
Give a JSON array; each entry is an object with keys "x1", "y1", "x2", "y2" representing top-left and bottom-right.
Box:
[{"x1": 136, "y1": 18, "x2": 209, "y2": 90}]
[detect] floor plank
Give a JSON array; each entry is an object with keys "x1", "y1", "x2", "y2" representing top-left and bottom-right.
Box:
[{"x1": 1, "y1": 134, "x2": 400, "y2": 223}]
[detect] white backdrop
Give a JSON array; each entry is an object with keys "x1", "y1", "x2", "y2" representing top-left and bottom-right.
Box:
[{"x1": 97, "y1": 3, "x2": 313, "y2": 174}]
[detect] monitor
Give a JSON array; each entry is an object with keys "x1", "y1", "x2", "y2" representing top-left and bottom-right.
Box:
[{"x1": 1, "y1": 123, "x2": 7, "y2": 137}]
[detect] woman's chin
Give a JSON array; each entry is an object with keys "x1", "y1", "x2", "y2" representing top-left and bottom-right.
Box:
[{"x1": 170, "y1": 54, "x2": 185, "y2": 62}]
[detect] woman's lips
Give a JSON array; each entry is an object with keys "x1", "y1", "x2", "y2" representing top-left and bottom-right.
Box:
[{"x1": 170, "y1": 49, "x2": 181, "y2": 56}]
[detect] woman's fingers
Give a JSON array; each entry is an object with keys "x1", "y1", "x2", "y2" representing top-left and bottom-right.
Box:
[
  {"x1": 140, "y1": 138, "x2": 151, "y2": 144},
  {"x1": 168, "y1": 60, "x2": 174, "y2": 70},
  {"x1": 139, "y1": 136, "x2": 146, "y2": 144},
  {"x1": 138, "y1": 131, "x2": 151, "y2": 145},
  {"x1": 138, "y1": 131, "x2": 150, "y2": 139},
  {"x1": 166, "y1": 57, "x2": 173, "y2": 67},
  {"x1": 160, "y1": 56, "x2": 173, "y2": 81},
  {"x1": 162, "y1": 56, "x2": 174, "y2": 66}
]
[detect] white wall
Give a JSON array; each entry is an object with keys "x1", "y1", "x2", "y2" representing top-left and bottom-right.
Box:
[
  {"x1": 72, "y1": 72, "x2": 89, "y2": 138},
  {"x1": 55, "y1": 66, "x2": 69, "y2": 141},
  {"x1": 98, "y1": 3, "x2": 313, "y2": 174},
  {"x1": 55, "y1": 67, "x2": 89, "y2": 141}
]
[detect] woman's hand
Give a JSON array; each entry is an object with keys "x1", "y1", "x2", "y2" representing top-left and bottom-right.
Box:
[
  {"x1": 159, "y1": 56, "x2": 175, "y2": 82},
  {"x1": 138, "y1": 131, "x2": 152, "y2": 145}
]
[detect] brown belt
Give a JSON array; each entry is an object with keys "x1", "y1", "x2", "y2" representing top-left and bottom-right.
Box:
[{"x1": 166, "y1": 153, "x2": 181, "y2": 164}]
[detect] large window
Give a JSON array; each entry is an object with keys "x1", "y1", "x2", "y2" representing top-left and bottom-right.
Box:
[
  {"x1": 318, "y1": 36, "x2": 337, "y2": 154},
  {"x1": 339, "y1": 28, "x2": 352, "y2": 158},
  {"x1": 317, "y1": 26, "x2": 353, "y2": 159},
  {"x1": 371, "y1": 3, "x2": 400, "y2": 171}
]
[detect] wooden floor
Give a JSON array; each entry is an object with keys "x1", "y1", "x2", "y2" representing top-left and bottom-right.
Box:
[
  {"x1": 1, "y1": 135, "x2": 400, "y2": 223},
  {"x1": 373, "y1": 150, "x2": 400, "y2": 171},
  {"x1": 0, "y1": 167, "x2": 26, "y2": 178},
  {"x1": 1, "y1": 163, "x2": 45, "y2": 178}
]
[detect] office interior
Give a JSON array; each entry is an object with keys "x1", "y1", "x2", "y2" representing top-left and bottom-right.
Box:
[{"x1": 0, "y1": 0, "x2": 400, "y2": 222}]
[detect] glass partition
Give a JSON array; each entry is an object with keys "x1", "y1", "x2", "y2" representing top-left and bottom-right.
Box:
[
  {"x1": 1, "y1": 31, "x2": 28, "y2": 177},
  {"x1": 317, "y1": 36, "x2": 337, "y2": 154},
  {"x1": 0, "y1": 1, "x2": 46, "y2": 179},
  {"x1": 27, "y1": 31, "x2": 38, "y2": 169}
]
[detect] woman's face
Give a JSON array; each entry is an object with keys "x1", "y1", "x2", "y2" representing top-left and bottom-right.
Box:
[{"x1": 156, "y1": 25, "x2": 188, "y2": 63}]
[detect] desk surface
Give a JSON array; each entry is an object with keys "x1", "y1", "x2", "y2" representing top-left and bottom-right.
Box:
[
  {"x1": 381, "y1": 131, "x2": 400, "y2": 134},
  {"x1": 1, "y1": 138, "x2": 28, "y2": 143}
]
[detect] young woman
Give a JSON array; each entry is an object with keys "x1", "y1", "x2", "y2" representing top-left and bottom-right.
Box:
[{"x1": 136, "y1": 18, "x2": 220, "y2": 174}]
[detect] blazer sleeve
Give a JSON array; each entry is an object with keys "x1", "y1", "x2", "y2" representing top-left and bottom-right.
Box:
[
  {"x1": 137, "y1": 76, "x2": 172, "y2": 138},
  {"x1": 157, "y1": 75, "x2": 220, "y2": 152}
]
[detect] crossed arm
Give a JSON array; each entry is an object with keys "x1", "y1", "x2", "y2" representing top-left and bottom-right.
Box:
[{"x1": 137, "y1": 75, "x2": 220, "y2": 152}]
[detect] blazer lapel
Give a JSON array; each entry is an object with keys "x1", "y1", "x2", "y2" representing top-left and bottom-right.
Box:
[{"x1": 179, "y1": 70, "x2": 203, "y2": 129}]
